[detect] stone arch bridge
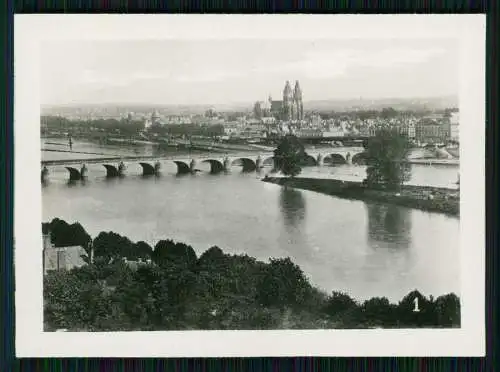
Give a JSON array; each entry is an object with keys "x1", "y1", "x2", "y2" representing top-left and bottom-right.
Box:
[{"x1": 40, "y1": 148, "x2": 367, "y2": 182}]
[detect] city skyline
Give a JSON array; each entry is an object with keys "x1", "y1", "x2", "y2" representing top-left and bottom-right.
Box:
[{"x1": 41, "y1": 38, "x2": 459, "y2": 106}]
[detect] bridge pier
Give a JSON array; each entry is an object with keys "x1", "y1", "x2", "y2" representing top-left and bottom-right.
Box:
[
  {"x1": 223, "y1": 157, "x2": 231, "y2": 171},
  {"x1": 316, "y1": 154, "x2": 323, "y2": 166},
  {"x1": 345, "y1": 152, "x2": 352, "y2": 165},
  {"x1": 256, "y1": 155, "x2": 263, "y2": 170},
  {"x1": 119, "y1": 161, "x2": 126, "y2": 175},
  {"x1": 190, "y1": 159, "x2": 197, "y2": 173}
]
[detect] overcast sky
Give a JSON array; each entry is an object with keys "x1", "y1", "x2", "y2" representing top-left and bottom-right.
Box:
[{"x1": 41, "y1": 38, "x2": 459, "y2": 105}]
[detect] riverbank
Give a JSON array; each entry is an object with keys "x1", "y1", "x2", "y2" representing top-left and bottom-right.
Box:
[
  {"x1": 43, "y1": 218, "x2": 461, "y2": 331},
  {"x1": 406, "y1": 158, "x2": 459, "y2": 166},
  {"x1": 262, "y1": 176, "x2": 459, "y2": 217}
]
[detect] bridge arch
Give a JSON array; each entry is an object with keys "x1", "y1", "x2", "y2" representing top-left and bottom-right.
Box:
[
  {"x1": 139, "y1": 162, "x2": 159, "y2": 176},
  {"x1": 173, "y1": 161, "x2": 191, "y2": 174},
  {"x1": 352, "y1": 152, "x2": 368, "y2": 165},
  {"x1": 324, "y1": 153, "x2": 347, "y2": 165},
  {"x1": 232, "y1": 157, "x2": 257, "y2": 172},
  {"x1": 202, "y1": 159, "x2": 225, "y2": 173},
  {"x1": 65, "y1": 166, "x2": 84, "y2": 181},
  {"x1": 300, "y1": 154, "x2": 317, "y2": 166},
  {"x1": 103, "y1": 164, "x2": 121, "y2": 177}
]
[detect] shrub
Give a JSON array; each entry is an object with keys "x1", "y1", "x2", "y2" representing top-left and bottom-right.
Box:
[
  {"x1": 362, "y1": 297, "x2": 396, "y2": 327},
  {"x1": 92, "y1": 231, "x2": 134, "y2": 263},
  {"x1": 324, "y1": 291, "x2": 359, "y2": 316},
  {"x1": 197, "y1": 246, "x2": 227, "y2": 268},
  {"x1": 256, "y1": 257, "x2": 313, "y2": 309},
  {"x1": 434, "y1": 293, "x2": 460, "y2": 327},
  {"x1": 397, "y1": 290, "x2": 435, "y2": 327}
]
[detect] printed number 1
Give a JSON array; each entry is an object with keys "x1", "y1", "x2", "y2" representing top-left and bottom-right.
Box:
[{"x1": 413, "y1": 297, "x2": 420, "y2": 312}]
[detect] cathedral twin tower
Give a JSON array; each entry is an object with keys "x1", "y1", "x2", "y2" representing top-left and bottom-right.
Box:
[{"x1": 283, "y1": 80, "x2": 303, "y2": 122}]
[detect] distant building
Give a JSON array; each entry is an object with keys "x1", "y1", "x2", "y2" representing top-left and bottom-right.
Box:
[
  {"x1": 294, "y1": 128, "x2": 323, "y2": 138},
  {"x1": 262, "y1": 81, "x2": 304, "y2": 121},
  {"x1": 310, "y1": 114, "x2": 322, "y2": 127},
  {"x1": 449, "y1": 112, "x2": 460, "y2": 142},
  {"x1": 253, "y1": 101, "x2": 263, "y2": 119},
  {"x1": 323, "y1": 128, "x2": 345, "y2": 138},
  {"x1": 399, "y1": 122, "x2": 416, "y2": 139},
  {"x1": 270, "y1": 99, "x2": 283, "y2": 118},
  {"x1": 282, "y1": 80, "x2": 304, "y2": 121},
  {"x1": 261, "y1": 96, "x2": 272, "y2": 116},
  {"x1": 415, "y1": 119, "x2": 449, "y2": 143},
  {"x1": 223, "y1": 122, "x2": 241, "y2": 136},
  {"x1": 151, "y1": 110, "x2": 161, "y2": 126},
  {"x1": 43, "y1": 232, "x2": 88, "y2": 276},
  {"x1": 261, "y1": 117, "x2": 276, "y2": 125}
]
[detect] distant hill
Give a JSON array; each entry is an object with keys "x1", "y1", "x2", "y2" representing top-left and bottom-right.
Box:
[
  {"x1": 41, "y1": 95, "x2": 458, "y2": 116},
  {"x1": 41, "y1": 103, "x2": 252, "y2": 116},
  {"x1": 303, "y1": 95, "x2": 458, "y2": 112}
]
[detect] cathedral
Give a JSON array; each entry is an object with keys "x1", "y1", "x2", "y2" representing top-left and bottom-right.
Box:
[
  {"x1": 258, "y1": 80, "x2": 304, "y2": 122},
  {"x1": 282, "y1": 80, "x2": 303, "y2": 122}
]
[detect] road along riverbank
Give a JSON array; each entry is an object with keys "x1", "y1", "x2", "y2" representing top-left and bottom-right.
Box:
[{"x1": 262, "y1": 176, "x2": 459, "y2": 217}]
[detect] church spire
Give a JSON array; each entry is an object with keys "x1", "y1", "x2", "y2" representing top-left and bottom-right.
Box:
[
  {"x1": 293, "y1": 80, "x2": 302, "y2": 99},
  {"x1": 283, "y1": 81, "x2": 292, "y2": 97}
]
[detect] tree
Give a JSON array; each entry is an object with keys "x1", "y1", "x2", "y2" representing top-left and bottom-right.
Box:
[
  {"x1": 44, "y1": 268, "x2": 115, "y2": 331},
  {"x1": 324, "y1": 291, "x2": 358, "y2": 316},
  {"x1": 153, "y1": 239, "x2": 197, "y2": 268},
  {"x1": 434, "y1": 293, "x2": 460, "y2": 327},
  {"x1": 380, "y1": 107, "x2": 398, "y2": 119},
  {"x1": 364, "y1": 127, "x2": 411, "y2": 190},
  {"x1": 397, "y1": 290, "x2": 434, "y2": 327},
  {"x1": 361, "y1": 297, "x2": 395, "y2": 326},
  {"x1": 47, "y1": 218, "x2": 91, "y2": 248},
  {"x1": 257, "y1": 257, "x2": 312, "y2": 308},
  {"x1": 273, "y1": 135, "x2": 306, "y2": 178},
  {"x1": 197, "y1": 246, "x2": 227, "y2": 268},
  {"x1": 92, "y1": 231, "x2": 134, "y2": 263},
  {"x1": 133, "y1": 241, "x2": 153, "y2": 260}
]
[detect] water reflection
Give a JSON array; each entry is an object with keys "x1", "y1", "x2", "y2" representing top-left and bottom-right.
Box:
[
  {"x1": 67, "y1": 179, "x2": 87, "y2": 187},
  {"x1": 279, "y1": 187, "x2": 306, "y2": 228},
  {"x1": 366, "y1": 203, "x2": 412, "y2": 249}
]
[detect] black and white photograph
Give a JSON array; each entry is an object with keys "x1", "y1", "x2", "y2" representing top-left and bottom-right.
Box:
[{"x1": 15, "y1": 15, "x2": 485, "y2": 357}]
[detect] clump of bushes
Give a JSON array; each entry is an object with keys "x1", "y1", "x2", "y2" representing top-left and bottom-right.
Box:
[{"x1": 43, "y1": 219, "x2": 461, "y2": 331}]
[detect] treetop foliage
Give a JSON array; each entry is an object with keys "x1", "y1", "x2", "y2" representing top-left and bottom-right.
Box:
[
  {"x1": 364, "y1": 127, "x2": 412, "y2": 190},
  {"x1": 273, "y1": 135, "x2": 307, "y2": 178},
  {"x1": 44, "y1": 218, "x2": 91, "y2": 249}
]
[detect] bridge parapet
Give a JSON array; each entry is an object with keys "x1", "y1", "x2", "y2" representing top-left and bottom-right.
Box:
[{"x1": 41, "y1": 148, "x2": 370, "y2": 181}]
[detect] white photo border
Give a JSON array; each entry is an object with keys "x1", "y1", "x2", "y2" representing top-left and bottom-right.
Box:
[{"x1": 14, "y1": 14, "x2": 485, "y2": 357}]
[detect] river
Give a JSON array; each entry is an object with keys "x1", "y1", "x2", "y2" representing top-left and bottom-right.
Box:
[{"x1": 41, "y1": 139, "x2": 460, "y2": 301}]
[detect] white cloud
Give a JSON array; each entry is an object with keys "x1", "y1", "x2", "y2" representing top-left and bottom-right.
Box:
[
  {"x1": 67, "y1": 47, "x2": 446, "y2": 86},
  {"x1": 354, "y1": 47, "x2": 446, "y2": 68},
  {"x1": 257, "y1": 47, "x2": 446, "y2": 79},
  {"x1": 174, "y1": 70, "x2": 245, "y2": 83}
]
